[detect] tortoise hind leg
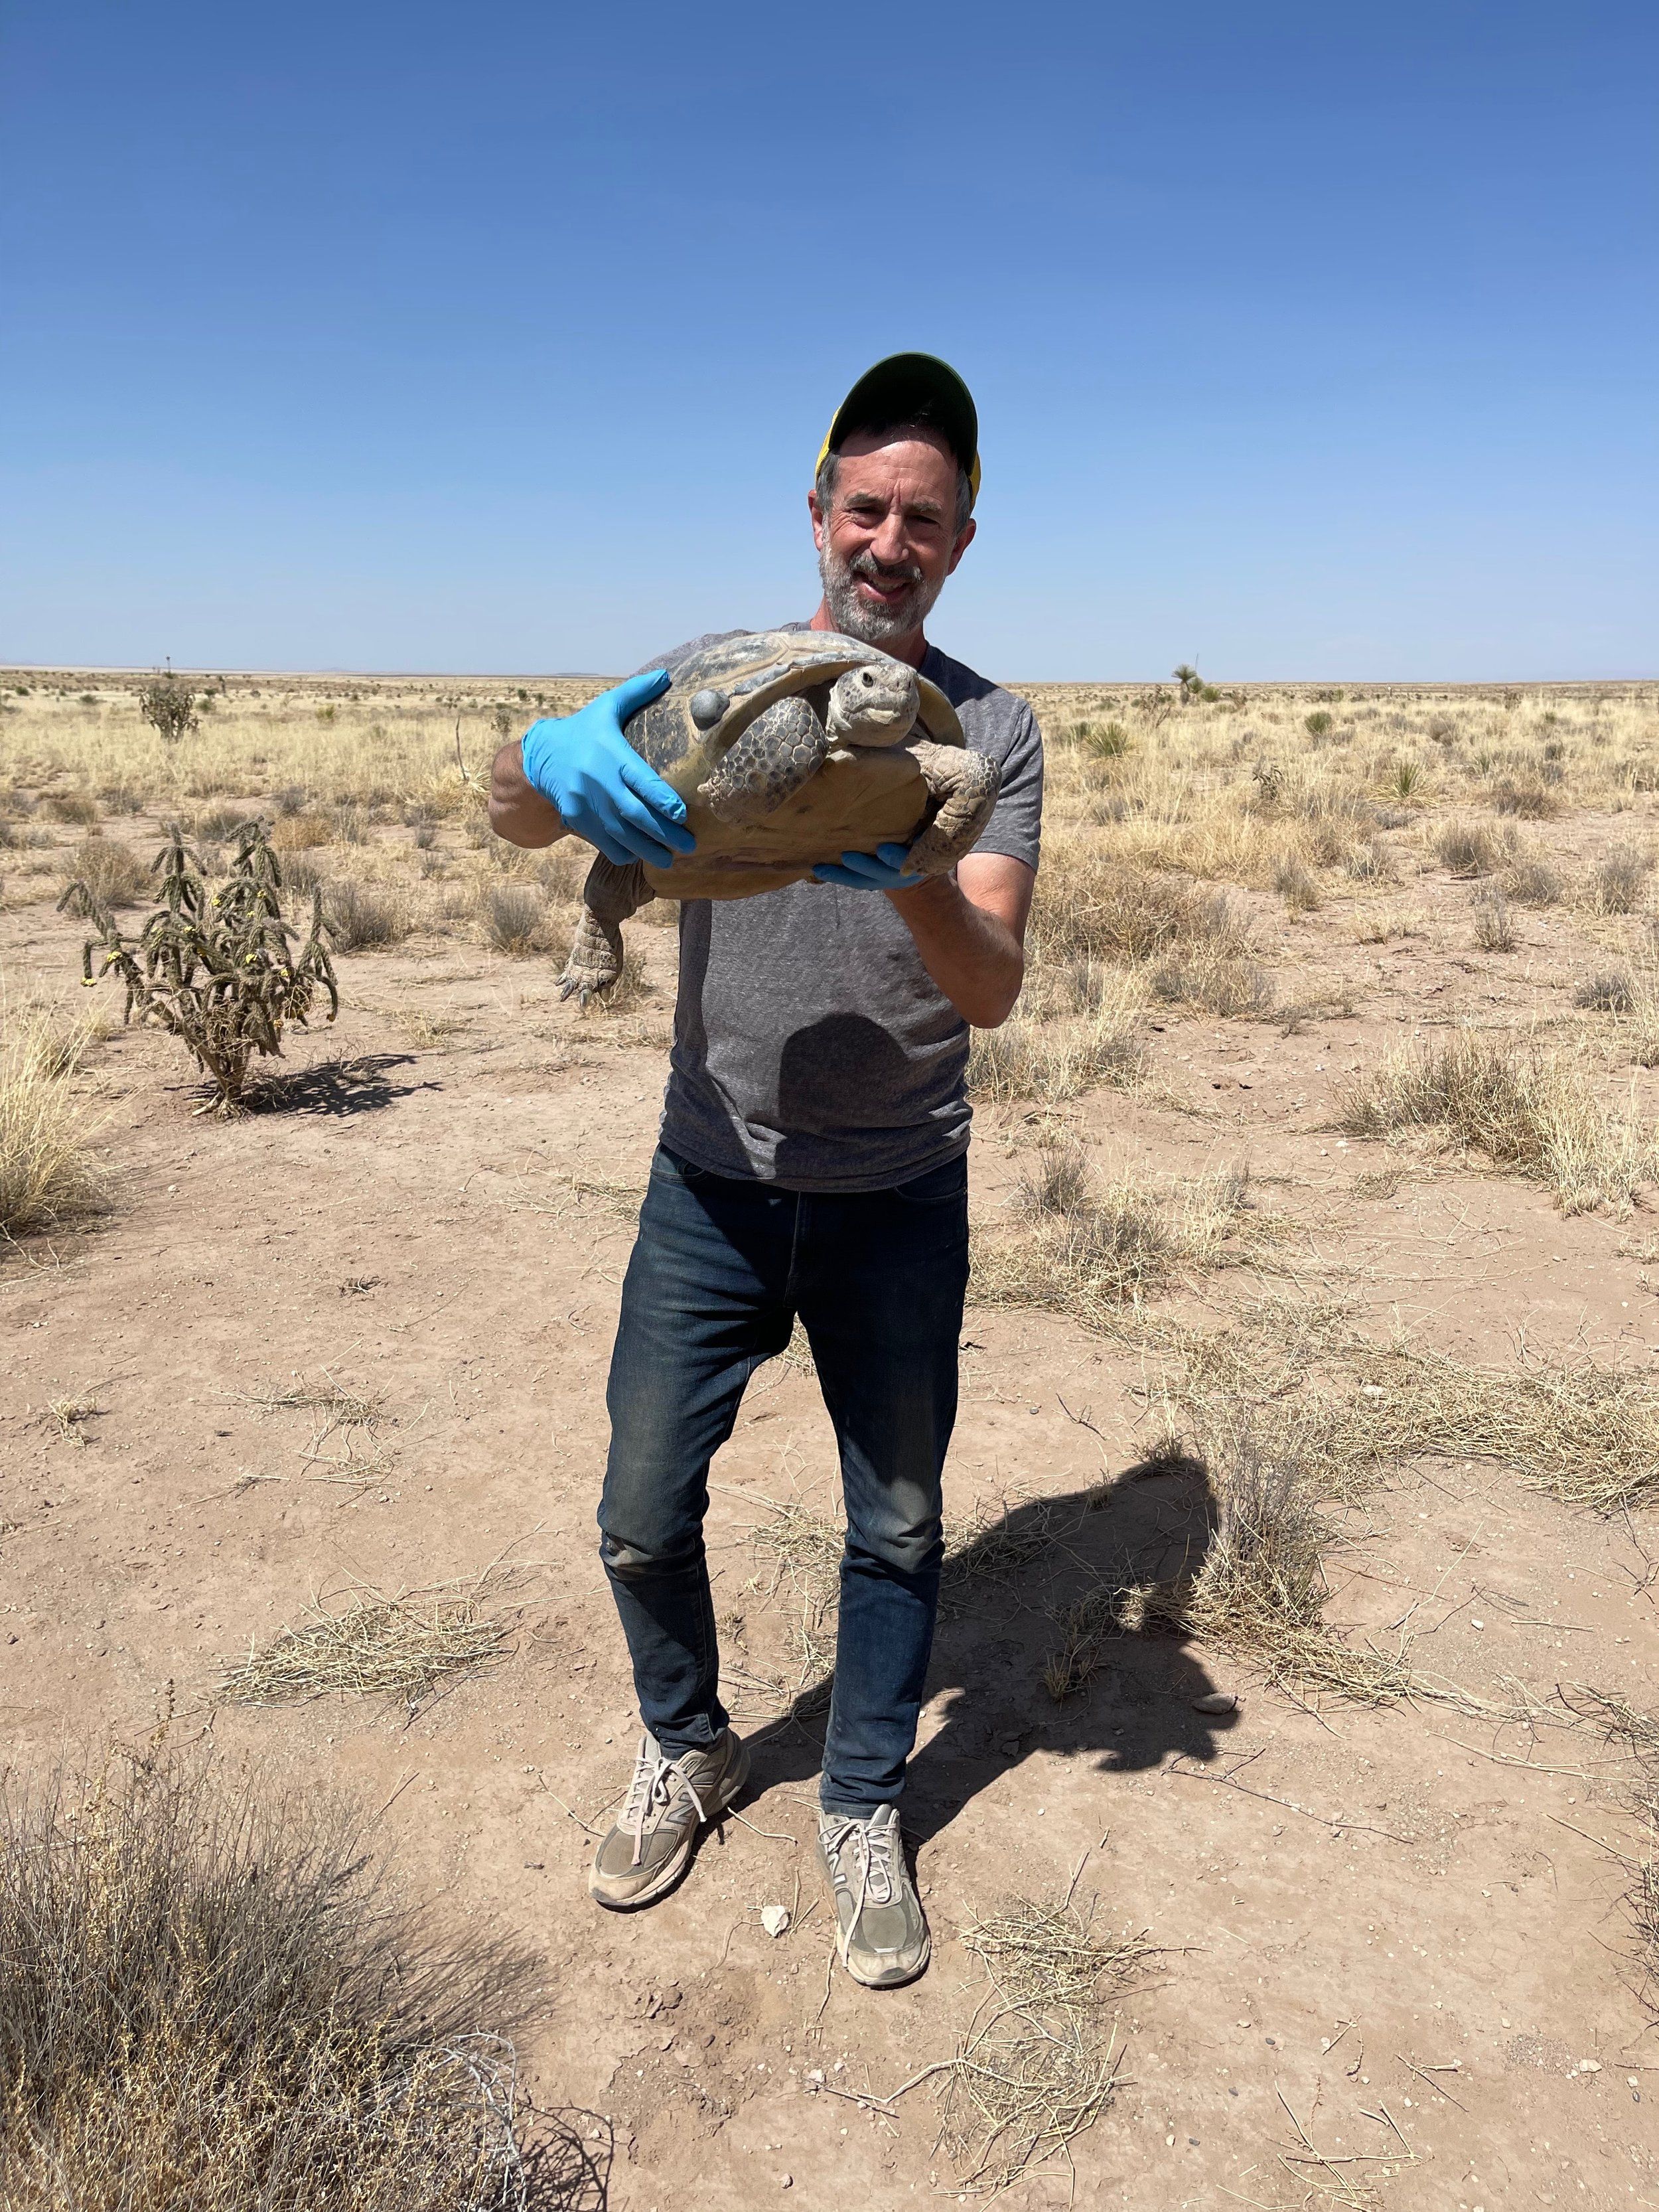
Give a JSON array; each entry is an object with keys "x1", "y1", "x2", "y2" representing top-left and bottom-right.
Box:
[
  {"x1": 697, "y1": 695, "x2": 830, "y2": 826},
  {"x1": 902, "y1": 741, "x2": 1003, "y2": 876},
  {"x1": 559, "y1": 855, "x2": 654, "y2": 1003}
]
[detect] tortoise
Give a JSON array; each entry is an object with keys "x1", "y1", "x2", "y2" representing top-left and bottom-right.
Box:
[{"x1": 551, "y1": 629, "x2": 1001, "y2": 999}]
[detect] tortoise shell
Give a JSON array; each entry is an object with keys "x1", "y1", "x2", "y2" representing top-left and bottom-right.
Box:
[{"x1": 624, "y1": 629, "x2": 964, "y2": 900}]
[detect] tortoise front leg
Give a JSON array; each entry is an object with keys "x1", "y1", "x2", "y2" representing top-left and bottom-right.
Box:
[
  {"x1": 697, "y1": 695, "x2": 831, "y2": 824},
  {"x1": 902, "y1": 741, "x2": 1003, "y2": 876},
  {"x1": 558, "y1": 855, "x2": 654, "y2": 1003}
]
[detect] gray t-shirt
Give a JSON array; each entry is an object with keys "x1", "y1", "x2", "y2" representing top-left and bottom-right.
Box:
[{"x1": 648, "y1": 627, "x2": 1045, "y2": 1192}]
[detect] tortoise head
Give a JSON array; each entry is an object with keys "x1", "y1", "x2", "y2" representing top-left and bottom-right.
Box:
[{"x1": 824, "y1": 659, "x2": 920, "y2": 749}]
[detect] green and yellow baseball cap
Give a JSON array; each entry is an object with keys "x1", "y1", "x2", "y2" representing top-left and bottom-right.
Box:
[{"x1": 818, "y1": 352, "x2": 981, "y2": 509}]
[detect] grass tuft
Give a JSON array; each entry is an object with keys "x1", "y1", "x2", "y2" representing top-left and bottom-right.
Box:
[
  {"x1": 0, "y1": 1751, "x2": 547, "y2": 2209},
  {"x1": 0, "y1": 1001, "x2": 106, "y2": 1240},
  {"x1": 1334, "y1": 1029, "x2": 1658, "y2": 1214}
]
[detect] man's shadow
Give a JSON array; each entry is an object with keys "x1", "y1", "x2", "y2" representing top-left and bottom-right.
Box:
[{"x1": 736, "y1": 1443, "x2": 1238, "y2": 1846}]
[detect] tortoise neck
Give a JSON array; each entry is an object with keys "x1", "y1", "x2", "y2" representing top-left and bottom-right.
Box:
[{"x1": 807, "y1": 599, "x2": 930, "y2": 670}]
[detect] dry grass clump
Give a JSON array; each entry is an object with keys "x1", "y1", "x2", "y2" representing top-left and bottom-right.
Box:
[
  {"x1": 1031, "y1": 846, "x2": 1245, "y2": 967},
  {"x1": 1588, "y1": 844, "x2": 1654, "y2": 915},
  {"x1": 1333, "y1": 1346, "x2": 1659, "y2": 1515},
  {"x1": 1147, "y1": 944, "x2": 1275, "y2": 1017},
  {"x1": 42, "y1": 788, "x2": 100, "y2": 825},
  {"x1": 973, "y1": 1152, "x2": 1263, "y2": 1323},
  {"x1": 1471, "y1": 886, "x2": 1516, "y2": 952},
  {"x1": 323, "y1": 878, "x2": 410, "y2": 950},
  {"x1": 1045, "y1": 1415, "x2": 1413, "y2": 1704},
  {"x1": 1574, "y1": 970, "x2": 1636, "y2": 1013},
  {"x1": 0, "y1": 1751, "x2": 545, "y2": 2211},
  {"x1": 0, "y1": 1000, "x2": 106, "y2": 1240},
  {"x1": 1501, "y1": 849, "x2": 1562, "y2": 906},
  {"x1": 60, "y1": 831, "x2": 147, "y2": 907},
  {"x1": 479, "y1": 882, "x2": 557, "y2": 957},
  {"x1": 1169, "y1": 1304, "x2": 1659, "y2": 1516},
  {"x1": 1334, "y1": 1029, "x2": 1657, "y2": 1213},
  {"x1": 1433, "y1": 819, "x2": 1507, "y2": 876},
  {"x1": 220, "y1": 1578, "x2": 518, "y2": 1711},
  {"x1": 968, "y1": 968, "x2": 1143, "y2": 1104}
]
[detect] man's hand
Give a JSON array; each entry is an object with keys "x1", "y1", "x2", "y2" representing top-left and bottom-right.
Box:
[
  {"x1": 811, "y1": 842, "x2": 926, "y2": 893},
  {"x1": 511, "y1": 670, "x2": 697, "y2": 869}
]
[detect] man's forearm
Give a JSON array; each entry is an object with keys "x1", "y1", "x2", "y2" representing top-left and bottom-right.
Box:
[
  {"x1": 489, "y1": 740, "x2": 567, "y2": 849},
  {"x1": 889, "y1": 871, "x2": 1027, "y2": 1029}
]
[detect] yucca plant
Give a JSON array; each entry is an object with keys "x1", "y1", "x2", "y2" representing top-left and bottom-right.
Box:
[{"x1": 59, "y1": 821, "x2": 338, "y2": 1111}]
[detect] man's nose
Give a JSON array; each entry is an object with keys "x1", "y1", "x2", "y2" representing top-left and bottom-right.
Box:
[{"x1": 869, "y1": 511, "x2": 912, "y2": 566}]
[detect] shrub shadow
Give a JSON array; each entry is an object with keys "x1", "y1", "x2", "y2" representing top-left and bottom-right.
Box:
[
  {"x1": 739, "y1": 1447, "x2": 1238, "y2": 1849},
  {"x1": 250, "y1": 1051, "x2": 440, "y2": 1117}
]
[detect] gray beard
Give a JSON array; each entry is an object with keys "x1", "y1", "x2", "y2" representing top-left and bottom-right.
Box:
[{"x1": 818, "y1": 543, "x2": 946, "y2": 647}]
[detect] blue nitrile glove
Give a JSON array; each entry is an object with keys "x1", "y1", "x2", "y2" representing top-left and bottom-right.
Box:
[
  {"x1": 812, "y1": 842, "x2": 926, "y2": 893},
  {"x1": 518, "y1": 669, "x2": 696, "y2": 870}
]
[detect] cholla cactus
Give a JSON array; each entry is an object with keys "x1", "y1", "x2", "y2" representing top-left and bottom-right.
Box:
[{"x1": 60, "y1": 821, "x2": 337, "y2": 1110}]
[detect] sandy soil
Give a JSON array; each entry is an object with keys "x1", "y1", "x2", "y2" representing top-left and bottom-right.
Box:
[{"x1": 3, "y1": 755, "x2": 1658, "y2": 2209}]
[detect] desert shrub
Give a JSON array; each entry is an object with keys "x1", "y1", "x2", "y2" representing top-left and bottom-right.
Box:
[
  {"x1": 1148, "y1": 948, "x2": 1275, "y2": 1017},
  {"x1": 98, "y1": 783, "x2": 145, "y2": 816},
  {"x1": 1574, "y1": 971, "x2": 1636, "y2": 1013},
  {"x1": 1273, "y1": 855, "x2": 1321, "y2": 913},
  {"x1": 0, "y1": 1005, "x2": 106, "y2": 1238},
  {"x1": 44, "y1": 790, "x2": 100, "y2": 826},
  {"x1": 1490, "y1": 773, "x2": 1561, "y2": 818},
  {"x1": 60, "y1": 834, "x2": 147, "y2": 909},
  {"x1": 1589, "y1": 845, "x2": 1654, "y2": 916},
  {"x1": 1074, "y1": 719, "x2": 1131, "y2": 759},
  {"x1": 270, "y1": 810, "x2": 333, "y2": 851},
  {"x1": 1502, "y1": 853, "x2": 1562, "y2": 906},
  {"x1": 62, "y1": 823, "x2": 338, "y2": 1110},
  {"x1": 0, "y1": 1752, "x2": 544, "y2": 2210},
  {"x1": 1092, "y1": 1414, "x2": 1411, "y2": 1701},
  {"x1": 1303, "y1": 710, "x2": 1334, "y2": 738},
  {"x1": 480, "y1": 883, "x2": 553, "y2": 956},
  {"x1": 137, "y1": 670, "x2": 198, "y2": 743},
  {"x1": 192, "y1": 803, "x2": 252, "y2": 840},
  {"x1": 1471, "y1": 887, "x2": 1516, "y2": 952},
  {"x1": 1345, "y1": 839, "x2": 1397, "y2": 883},
  {"x1": 1336, "y1": 1029, "x2": 1657, "y2": 1213},
  {"x1": 324, "y1": 879, "x2": 409, "y2": 951},
  {"x1": 332, "y1": 803, "x2": 370, "y2": 845},
  {"x1": 280, "y1": 851, "x2": 326, "y2": 899},
  {"x1": 1434, "y1": 820, "x2": 1505, "y2": 876},
  {"x1": 273, "y1": 784, "x2": 310, "y2": 816}
]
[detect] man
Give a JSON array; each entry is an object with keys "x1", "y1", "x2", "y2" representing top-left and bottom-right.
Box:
[{"x1": 490, "y1": 354, "x2": 1043, "y2": 1989}]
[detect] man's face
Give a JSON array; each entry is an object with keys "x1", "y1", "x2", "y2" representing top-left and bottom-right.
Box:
[{"x1": 810, "y1": 429, "x2": 976, "y2": 647}]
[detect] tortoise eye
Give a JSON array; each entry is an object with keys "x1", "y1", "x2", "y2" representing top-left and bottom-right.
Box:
[{"x1": 689, "y1": 688, "x2": 728, "y2": 729}]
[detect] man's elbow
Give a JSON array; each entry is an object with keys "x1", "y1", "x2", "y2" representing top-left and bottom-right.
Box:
[{"x1": 964, "y1": 959, "x2": 1027, "y2": 1031}]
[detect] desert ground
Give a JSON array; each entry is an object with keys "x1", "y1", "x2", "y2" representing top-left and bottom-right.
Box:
[{"x1": 3, "y1": 666, "x2": 1658, "y2": 2208}]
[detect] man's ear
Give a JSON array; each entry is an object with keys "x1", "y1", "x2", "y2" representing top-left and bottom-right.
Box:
[
  {"x1": 808, "y1": 488, "x2": 829, "y2": 552},
  {"x1": 945, "y1": 517, "x2": 977, "y2": 575}
]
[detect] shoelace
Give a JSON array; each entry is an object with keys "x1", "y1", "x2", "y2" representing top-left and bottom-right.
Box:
[
  {"x1": 821, "y1": 1815, "x2": 897, "y2": 1966},
  {"x1": 620, "y1": 1736, "x2": 709, "y2": 1870}
]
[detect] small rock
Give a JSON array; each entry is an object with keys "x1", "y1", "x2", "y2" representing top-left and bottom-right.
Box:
[
  {"x1": 780, "y1": 2177, "x2": 793, "y2": 2190},
  {"x1": 1580, "y1": 2058, "x2": 1601, "y2": 2073},
  {"x1": 1194, "y1": 1691, "x2": 1238, "y2": 1714},
  {"x1": 761, "y1": 1904, "x2": 791, "y2": 1937}
]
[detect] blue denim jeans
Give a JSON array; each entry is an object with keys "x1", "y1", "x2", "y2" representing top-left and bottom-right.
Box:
[{"x1": 599, "y1": 1143, "x2": 970, "y2": 1816}]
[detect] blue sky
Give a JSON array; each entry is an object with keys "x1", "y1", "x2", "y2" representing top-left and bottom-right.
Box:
[{"x1": 3, "y1": 1, "x2": 1654, "y2": 679}]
